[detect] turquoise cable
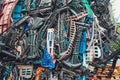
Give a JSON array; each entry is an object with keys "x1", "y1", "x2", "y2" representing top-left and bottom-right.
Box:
[{"x1": 83, "y1": 0, "x2": 92, "y2": 18}]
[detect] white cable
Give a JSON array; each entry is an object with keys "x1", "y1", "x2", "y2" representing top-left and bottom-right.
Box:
[{"x1": 87, "y1": 20, "x2": 94, "y2": 50}]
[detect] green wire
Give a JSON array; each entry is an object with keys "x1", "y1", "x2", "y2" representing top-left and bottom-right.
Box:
[{"x1": 83, "y1": 0, "x2": 92, "y2": 18}]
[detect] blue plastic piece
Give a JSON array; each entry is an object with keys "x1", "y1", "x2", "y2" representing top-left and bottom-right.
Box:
[
  {"x1": 79, "y1": 29, "x2": 87, "y2": 54},
  {"x1": 23, "y1": 78, "x2": 28, "y2": 80},
  {"x1": 24, "y1": 23, "x2": 29, "y2": 31},
  {"x1": 12, "y1": 0, "x2": 22, "y2": 21},
  {"x1": 41, "y1": 48, "x2": 55, "y2": 69},
  {"x1": 65, "y1": 38, "x2": 69, "y2": 48},
  {"x1": 64, "y1": 24, "x2": 69, "y2": 48},
  {"x1": 64, "y1": 24, "x2": 69, "y2": 34},
  {"x1": 75, "y1": 76, "x2": 81, "y2": 80},
  {"x1": 84, "y1": 16, "x2": 92, "y2": 24},
  {"x1": 103, "y1": 44, "x2": 109, "y2": 53},
  {"x1": 82, "y1": 75, "x2": 86, "y2": 80},
  {"x1": 79, "y1": 29, "x2": 87, "y2": 79},
  {"x1": 79, "y1": 29, "x2": 87, "y2": 61},
  {"x1": 76, "y1": 76, "x2": 86, "y2": 80}
]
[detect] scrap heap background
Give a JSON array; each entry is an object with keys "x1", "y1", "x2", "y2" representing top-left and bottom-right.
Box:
[{"x1": 0, "y1": 0, "x2": 120, "y2": 80}]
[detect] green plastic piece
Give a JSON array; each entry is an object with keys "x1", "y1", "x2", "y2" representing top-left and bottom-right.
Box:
[
  {"x1": 83, "y1": 0, "x2": 92, "y2": 17},
  {"x1": 116, "y1": 26, "x2": 120, "y2": 34}
]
